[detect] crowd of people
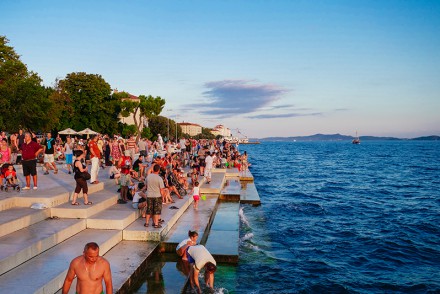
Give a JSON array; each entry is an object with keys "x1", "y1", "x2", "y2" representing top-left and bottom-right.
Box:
[{"x1": 1, "y1": 130, "x2": 250, "y2": 292}]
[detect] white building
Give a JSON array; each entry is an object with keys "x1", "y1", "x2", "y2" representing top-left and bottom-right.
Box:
[
  {"x1": 178, "y1": 122, "x2": 202, "y2": 136},
  {"x1": 211, "y1": 124, "x2": 231, "y2": 137}
]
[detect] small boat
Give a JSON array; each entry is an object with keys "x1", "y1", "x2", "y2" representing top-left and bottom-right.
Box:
[{"x1": 352, "y1": 131, "x2": 361, "y2": 144}]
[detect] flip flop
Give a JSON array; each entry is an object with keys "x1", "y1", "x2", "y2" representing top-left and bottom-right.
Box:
[
  {"x1": 71, "y1": 202, "x2": 80, "y2": 205},
  {"x1": 84, "y1": 202, "x2": 93, "y2": 205},
  {"x1": 153, "y1": 224, "x2": 162, "y2": 228},
  {"x1": 144, "y1": 223, "x2": 149, "y2": 227},
  {"x1": 158, "y1": 219, "x2": 165, "y2": 223}
]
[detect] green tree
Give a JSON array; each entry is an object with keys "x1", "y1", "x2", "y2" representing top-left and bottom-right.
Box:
[
  {"x1": 54, "y1": 72, "x2": 120, "y2": 134},
  {"x1": 0, "y1": 36, "x2": 57, "y2": 131},
  {"x1": 148, "y1": 115, "x2": 168, "y2": 141},
  {"x1": 119, "y1": 94, "x2": 165, "y2": 140}
]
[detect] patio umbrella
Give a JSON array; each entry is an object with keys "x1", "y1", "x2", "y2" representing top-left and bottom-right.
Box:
[
  {"x1": 77, "y1": 128, "x2": 98, "y2": 139},
  {"x1": 58, "y1": 128, "x2": 77, "y2": 135},
  {"x1": 77, "y1": 128, "x2": 98, "y2": 135}
]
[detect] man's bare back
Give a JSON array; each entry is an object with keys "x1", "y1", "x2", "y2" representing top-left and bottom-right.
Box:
[{"x1": 62, "y1": 242, "x2": 112, "y2": 294}]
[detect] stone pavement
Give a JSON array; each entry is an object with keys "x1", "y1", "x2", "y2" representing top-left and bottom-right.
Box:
[{"x1": 0, "y1": 163, "x2": 259, "y2": 293}]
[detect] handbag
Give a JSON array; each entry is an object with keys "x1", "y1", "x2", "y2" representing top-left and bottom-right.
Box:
[{"x1": 81, "y1": 171, "x2": 91, "y2": 180}]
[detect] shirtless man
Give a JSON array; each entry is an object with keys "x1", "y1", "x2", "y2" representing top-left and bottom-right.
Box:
[{"x1": 62, "y1": 242, "x2": 112, "y2": 294}]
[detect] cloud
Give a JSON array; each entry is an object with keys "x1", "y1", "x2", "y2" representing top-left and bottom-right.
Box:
[
  {"x1": 247, "y1": 112, "x2": 322, "y2": 119},
  {"x1": 189, "y1": 80, "x2": 289, "y2": 117}
]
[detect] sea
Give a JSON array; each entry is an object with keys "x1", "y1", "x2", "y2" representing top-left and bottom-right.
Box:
[
  {"x1": 134, "y1": 140, "x2": 440, "y2": 294},
  {"x1": 221, "y1": 141, "x2": 440, "y2": 294}
]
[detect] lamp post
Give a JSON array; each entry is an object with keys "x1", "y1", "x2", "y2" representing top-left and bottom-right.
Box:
[
  {"x1": 166, "y1": 109, "x2": 173, "y2": 141},
  {"x1": 175, "y1": 115, "x2": 179, "y2": 143}
]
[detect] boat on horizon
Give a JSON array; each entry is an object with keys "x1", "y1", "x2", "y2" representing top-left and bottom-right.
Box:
[{"x1": 352, "y1": 131, "x2": 361, "y2": 144}]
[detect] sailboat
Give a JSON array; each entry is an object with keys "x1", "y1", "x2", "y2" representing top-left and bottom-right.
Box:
[{"x1": 352, "y1": 131, "x2": 361, "y2": 144}]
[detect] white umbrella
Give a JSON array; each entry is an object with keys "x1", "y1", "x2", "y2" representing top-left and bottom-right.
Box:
[
  {"x1": 77, "y1": 128, "x2": 98, "y2": 135},
  {"x1": 58, "y1": 128, "x2": 77, "y2": 135}
]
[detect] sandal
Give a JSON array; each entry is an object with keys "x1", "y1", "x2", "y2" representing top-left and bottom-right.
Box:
[
  {"x1": 84, "y1": 202, "x2": 93, "y2": 205},
  {"x1": 158, "y1": 219, "x2": 165, "y2": 223},
  {"x1": 144, "y1": 223, "x2": 149, "y2": 227},
  {"x1": 71, "y1": 202, "x2": 80, "y2": 205},
  {"x1": 153, "y1": 224, "x2": 162, "y2": 228}
]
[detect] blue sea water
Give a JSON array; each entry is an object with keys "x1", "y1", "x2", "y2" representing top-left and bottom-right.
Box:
[{"x1": 232, "y1": 141, "x2": 440, "y2": 294}]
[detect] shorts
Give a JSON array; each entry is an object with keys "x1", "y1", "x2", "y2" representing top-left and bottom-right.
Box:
[
  {"x1": 132, "y1": 202, "x2": 139, "y2": 209},
  {"x1": 120, "y1": 173, "x2": 131, "y2": 186},
  {"x1": 146, "y1": 197, "x2": 162, "y2": 215},
  {"x1": 44, "y1": 154, "x2": 55, "y2": 163},
  {"x1": 193, "y1": 195, "x2": 200, "y2": 201},
  {"x1": 65, "y1": 153, "x2": 73, "y2": 165},
  {"x1": 22, "y1": 159, "x2": 37, "y2": 176}
]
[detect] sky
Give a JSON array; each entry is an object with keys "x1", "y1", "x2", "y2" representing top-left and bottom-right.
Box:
[{"x1": 1, "y1": 0, "x2": 439, "y2": 138}]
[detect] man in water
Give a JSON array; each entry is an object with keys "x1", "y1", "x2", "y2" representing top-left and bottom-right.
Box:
[{"x1": 62, "y1": 242, "x2": 112, "y2": 294}]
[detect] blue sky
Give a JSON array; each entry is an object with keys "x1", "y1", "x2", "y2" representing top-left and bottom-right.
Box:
[{"x1": 1, "y1": 0, "x2": 439, "y2": 138}]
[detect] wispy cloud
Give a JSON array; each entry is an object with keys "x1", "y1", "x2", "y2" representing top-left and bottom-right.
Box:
[
  {"x1": 247, "y1": 112, "x2": 322, "y2": 119},
  {"x1": 188, "y1": 80, "x2": 289, "y2": 117}
]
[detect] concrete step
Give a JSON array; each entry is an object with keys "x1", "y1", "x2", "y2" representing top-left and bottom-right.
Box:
[
  {"x1": 0, "y1": 229, "x2": 122, "y2": 294},
  {"x1": 56, "y1": 240, "x2": 159, "y2": 294},
  {"x1": 200, "y1": 172, "x2": 225, "y2": 194},
  {"x1": 50, "y1": 190, "x2": 119, "y2": 219},
  {"x1": 205, "y1": 202, "x2": 240, "y2": 264},
  {"x1": 123, "y1": 194, "x2": 194, "y2": 242},
  {"x1": 239, "y1": 169, "x2": 254, "y2": 182},
  {"x1": 0, "y1": 207, "x2": 50, "y2": 238},
  {"x1": 240, "y1": 182, "x2": 261, "y2": 205},
  {"x1": 0, "y1": 218, "x2": 86, "y2": 275},
  {"x1": 87, "y1": 203, "x2": 141, "y2": 230},
  {"x1": 161, "y1": 196, "x2": 219, "y2": 252},
  {"x1": 220, "y1": 178, "x2": 241, "y2": 201}
]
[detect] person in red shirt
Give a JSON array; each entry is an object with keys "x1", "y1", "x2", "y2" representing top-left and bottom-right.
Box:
[
  {"x1": 5, "y1": 165, "x2": 17, "y2": 185},
  {"x1": 88, "y1": 135, "x2": 101, "y2": 184},
  {"x1": 21, "y1": 132, "x2": 43, "y2": 190}
]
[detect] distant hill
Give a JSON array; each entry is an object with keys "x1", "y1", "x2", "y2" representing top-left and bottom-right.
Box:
[{"x1": 257, "y1": 134, "x2": 440, "y2": 141}]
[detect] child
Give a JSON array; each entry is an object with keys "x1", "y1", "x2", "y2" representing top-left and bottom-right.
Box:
[
  {"x1": 132, "y1": 182, "x2": 147, "y2": 217},
  {"x1": 190, "y1": 165, "x2": 199, "y2": 187},
  {"x1": 108, "y1": 163, "x2": 121, "y2": 184},
  {"x1": 192, "y1": 181, "x2": 200, "y2": 209},
  {"x1": 5, "y1": 165, "x2": 17, "y2": 185}
]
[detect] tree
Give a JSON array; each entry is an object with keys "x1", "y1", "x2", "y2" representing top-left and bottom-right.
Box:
[
  {"x1": 54, "y1": 72, "x2": 120, "y2": 134},
  {"x1": 148, "y1": 115, "x2": 168, "y2": 141},
  {"x1": 119, "y1": 94, "x2": 165, "y2": 140},
  {"x1": 0, "y1": 36, "x2": 58, "y2": 131}
]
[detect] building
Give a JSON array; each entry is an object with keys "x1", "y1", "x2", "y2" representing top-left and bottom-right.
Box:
[
  {"x1": 211, "y1": 124, "x2": 231, "y2": 137},
  {"x1": 115, "y1": 90, "x2": 147, "y2": 130},
  {"x1": 178, "y1": 122, "x2": 202, "y2": 136}
]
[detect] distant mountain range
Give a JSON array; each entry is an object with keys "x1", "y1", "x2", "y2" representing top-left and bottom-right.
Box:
[{"x1": 254, "y1": 134, "x2": 440, "y2": 142}]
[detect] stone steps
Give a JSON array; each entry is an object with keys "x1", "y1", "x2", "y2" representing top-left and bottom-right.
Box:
[
  {"x1": 0, "y1": 218, "x2": 86, "y2": 275},
  {"x1": 161, "y1": 196, "x2": 219, "y2": 252},
  {"x1": 87, "y1": 202, "x2": 141, "y2": 230},
  {"x1": 220, "y1": 178, "x2": 241, "y2": 201},
  {"x1": 0, "y1": 207, "x2": 51, "y2": 238},
  {"x1": 123, "y1": 194, "x2": 194, "y2": 242},
  {"x1": 240, "y1": 181, "x2": 261, "y2": 205},
  {"x1": 205, "y1": 201, "x2": 240, "y2": 264},
  {"x1": 0, "y1": 229, "x2": 122, "y2": 294},
  {"x1": 200, "y1": 172, "x2": 225, "y2": 194},
  {"x1": 50, "y1": 190, "x2": 119, "y2": 219}
]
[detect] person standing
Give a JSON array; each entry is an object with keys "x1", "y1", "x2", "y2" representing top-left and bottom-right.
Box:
[
  {"x1": 62, "y1": 242, "x2": 112, "y2": 294},
  {"x1": 63, "y1": 137, "x2": 74, "y2": 174},
  {"x1": 145, "y1": 164, "x2": 165, "y2": 228},
  {"x1": 71, "y1": 150, "x2": 92, "y2": 205},
  {"x1": 21, "y1": 132, "x2": 43, "y2": 190},
  {"x1": 43, "y1": 132, "x2": 58, "y2": 174},
  {"x1": 88, "y1": 135, "x2": 101, "y2": 184},
  {"x1": 138, "y1": 137, "x2": 147, "y2": 157},
  {"x1": 204, "y1": 151, "x2": 213, "y2": 184},
  {"x1": 126, "y1": 135, "x2": 137, "y2": 160}
]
